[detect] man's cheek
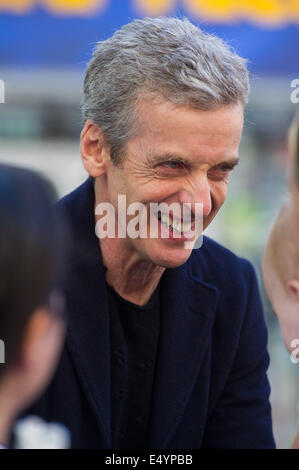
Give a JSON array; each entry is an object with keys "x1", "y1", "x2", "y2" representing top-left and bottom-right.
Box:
[
  {"x1": 202, "y1": 187, "x2": 227, "y2": 228},
  {"x1": 212, "y1": 185, "x2": 228, "y2": 210}
]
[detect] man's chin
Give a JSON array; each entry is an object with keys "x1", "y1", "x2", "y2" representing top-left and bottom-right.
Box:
[{"x1": 146, "y1": 243, "x2": 194, "y2": 269}]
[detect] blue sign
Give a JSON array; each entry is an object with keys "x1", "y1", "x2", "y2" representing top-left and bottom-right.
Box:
[{"x1": 0, "y1": 0, "x2": 298, "y2": 75}]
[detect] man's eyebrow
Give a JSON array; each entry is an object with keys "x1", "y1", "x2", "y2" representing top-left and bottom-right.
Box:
[
  {"x1": 146, "y1": 153, "x2": 240, "y2": 167},
  {"x1": 145, "y1": 153, "x2": 188, "y2": 165},
  {"x1": 213, "y1": 157, "x2": 240, "y2": 167}
]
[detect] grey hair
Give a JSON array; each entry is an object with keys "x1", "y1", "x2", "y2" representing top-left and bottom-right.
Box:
[{"x1": 82, "y1": 16, "x2": 249, "y2": 165}]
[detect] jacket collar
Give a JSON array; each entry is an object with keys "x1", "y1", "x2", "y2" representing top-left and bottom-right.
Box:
[
  {"x1": 148, "y1": 262, "x2": 219, "y2": 447},
  {"x1": 61, "y1": 178, "x2": 219, "y2": 448}
]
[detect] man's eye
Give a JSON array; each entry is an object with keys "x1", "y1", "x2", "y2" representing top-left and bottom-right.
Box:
[
  {"x1": 161, "y1": 161, "x2": 184, "y2": 170},
  {"x1": 208, "y1": 165, "x2": 235, "y2": 180},
  {"x1": 220, "y1": 165, "x2": 233, "y2": 173}
]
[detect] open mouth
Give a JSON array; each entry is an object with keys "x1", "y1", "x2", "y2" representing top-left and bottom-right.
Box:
[{"x1": 156, "y1": 212, "x2": 195, "y2": 235}]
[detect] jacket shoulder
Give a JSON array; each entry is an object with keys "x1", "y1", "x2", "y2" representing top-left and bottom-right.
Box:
[
  {"x1": 190, "y1": 235, "x2": 255, "y2": 292},
  {"x1": 56, "y1": 178, "x2": 93, "y2": 216}
]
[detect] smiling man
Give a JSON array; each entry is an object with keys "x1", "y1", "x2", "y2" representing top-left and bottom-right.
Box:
[{"x1": 23, "y1": 17, "x2": 275, "y2": 448}]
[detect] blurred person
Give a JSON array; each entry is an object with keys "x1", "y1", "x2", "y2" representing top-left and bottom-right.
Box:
[
  {"x1": 262, "y1": 111, "x2": 299, "y2": 448},
  {"x1": 288, "y1": 110, "x2": 299, "y2": 240},
  {"x1": 262, "y1": 203, "x2": 299, "y2": 351},
  {"x1": 0, "y1": 164, "x2": 68, "y2": 448},
  {"x1": 289, "y1": 110, "x2": 299, "y2": 449},
  {"x1": 24, "y1": 17, "x2": 275, "y2": 448},
  {"x1": 262, "y1": 112, "x2": 299, "y2": 352}
]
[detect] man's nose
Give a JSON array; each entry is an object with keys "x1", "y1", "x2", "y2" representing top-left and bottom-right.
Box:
[{"x1": 178, "y1": 174, "x2": 212, "y2": 218}]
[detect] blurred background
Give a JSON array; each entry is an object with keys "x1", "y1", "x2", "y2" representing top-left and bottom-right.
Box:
[{"x1": 0, "y1": 0, "x2": 298, "y2": 449}]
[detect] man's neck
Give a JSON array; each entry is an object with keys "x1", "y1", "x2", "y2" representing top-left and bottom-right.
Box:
[
  {"x1": 94, "y1": 179, "x2": 165, "y2": 305},
  {"x1": 99, "y1": 237, "x2": 165, "y2": 306}
]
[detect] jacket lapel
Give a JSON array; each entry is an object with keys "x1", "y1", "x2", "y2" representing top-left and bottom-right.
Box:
[
  {"x1": 148, "y1": 258, "x2": 219, "y2": 448},
  {"x1": 62, "y1": 179, "x2": 112, "y2": 448}
]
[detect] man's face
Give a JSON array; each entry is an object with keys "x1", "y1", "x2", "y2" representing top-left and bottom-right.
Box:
[{"x1": 102, "y1": 97, "x2": 244, "y2": 268}]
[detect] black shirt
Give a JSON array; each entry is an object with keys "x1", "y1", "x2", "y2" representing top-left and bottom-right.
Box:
[{"x1": 107, "y1": 281, "x2": 161, "y2": 448}]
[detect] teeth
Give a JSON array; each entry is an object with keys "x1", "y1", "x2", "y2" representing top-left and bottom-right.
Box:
[
  {"x1": 183, "y1": 222, "x2": 191, "y2": 232},
  {"x1": 161, "y1": 214, "x2": 169, "y2": 225},
  {"x1": 157, "y1": 213, "x2": 194, "y2": 233},
  {"x1": 159, "y1": 214, "x2": 173, "y2": 230},
  {"x1": 173, "y1": 220, "x2": 181, "y2": 232}
]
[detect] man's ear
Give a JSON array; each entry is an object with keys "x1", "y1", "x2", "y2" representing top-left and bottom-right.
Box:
[
  {"x1": 286, "y1": 279, "x2": 299, "y2": 301},
  {"x1": 80, "y1": 119, "x2": 109, "y2": 177}
]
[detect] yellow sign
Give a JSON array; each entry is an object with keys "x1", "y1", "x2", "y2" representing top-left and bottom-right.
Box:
[
  {"x1": 44, "y1": 0, "x2": 107, "y2": 15},
  {"x1": 184, "y1": 0, "x2": 299, "y2": 26},
  {"x1": 0, "y1": 0, "x2": 298, "y2": 24},
  {"x1": 0, "y1": 0, "x2": 35, "y2": 13},
  {"x1": 0, "y1": 0, "x2": 107, "y2": 15}
]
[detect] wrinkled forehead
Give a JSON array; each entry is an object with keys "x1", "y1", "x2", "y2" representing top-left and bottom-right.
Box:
[{"x1": 131, "y1": 97, "x2": 244, "y2": 154}]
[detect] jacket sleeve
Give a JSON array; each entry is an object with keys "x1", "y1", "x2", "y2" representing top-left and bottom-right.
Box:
[{"x1": 202, "y1": 261, "x2": 276, "y2": 449}]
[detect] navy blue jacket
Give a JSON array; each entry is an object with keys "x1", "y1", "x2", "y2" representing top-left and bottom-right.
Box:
[{"x1": 24, "y1": 177, "x2": 275, "y2": 449}]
